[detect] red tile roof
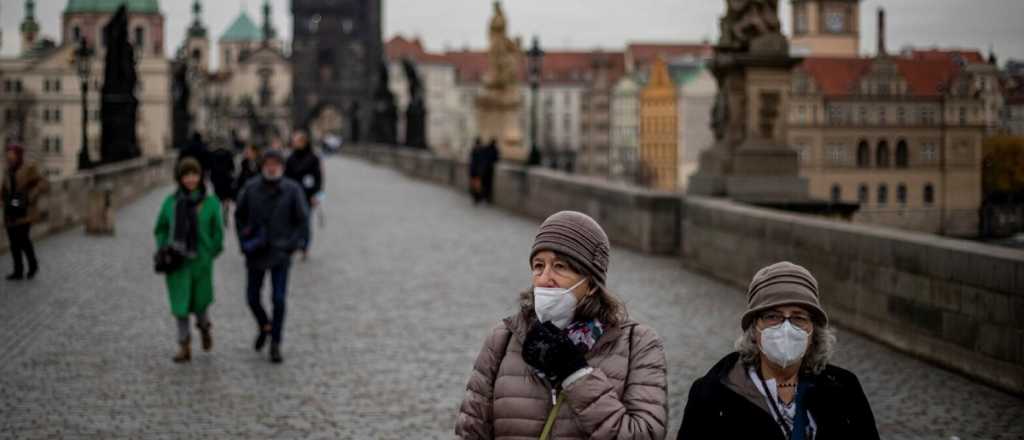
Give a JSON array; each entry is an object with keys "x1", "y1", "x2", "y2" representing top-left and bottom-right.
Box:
[
  {"x1": 906, "y1": 49, "x2": 985, "y2": 64},
  {"x1": 797, "y1": 50, "x2": 975, "y2": 98},
  {"x1": 626, "y1": 42, "x2": 712, "y2": 69}
]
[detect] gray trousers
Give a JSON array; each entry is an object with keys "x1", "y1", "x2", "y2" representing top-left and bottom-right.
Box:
[{"x1": 176, "y1": 311, "x2": 210, "y2": 344}]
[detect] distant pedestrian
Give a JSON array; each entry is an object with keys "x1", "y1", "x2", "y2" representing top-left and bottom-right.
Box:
[
  {"x1": 455, "y1": 211, "x2": 668, "y2": 439},
  {"x1": 468, "y1": 137, "x2": 484, "y2": 204},
  {"x1": 178, "y1": 132, "x2": 211, "y2": 173},
  {"x1": 235, "y1": 149, "x2": 309, "y2": 363},
  {"x1": 284, "y1": 130, "x2": 323, "y2": 260},
  {"x1": 234, "y1": 144, "x2": 261, "y2": 198},
  {"x1": 153, "y1": 158, "x2": 224, "y2": 363},
  {"x1": 2, "y1": 143, "x2": 49, "y2": 281},
  {"x1": 480, "y1": 138, "x2": 500, "y2": 204},
  {"x1": 207, "y1": 144, "x2": 236, "y2": 225},
  {"x1": 676, "y1": 262, "x2": 879, "y2": 440}
]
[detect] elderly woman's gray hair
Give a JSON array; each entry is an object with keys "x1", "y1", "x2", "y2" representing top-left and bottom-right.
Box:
[{"x1": 734, "y1": 317, "x2": 837, "y2": 374}]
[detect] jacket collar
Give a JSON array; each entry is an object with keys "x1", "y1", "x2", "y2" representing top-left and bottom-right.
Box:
[
  {"x1": 503, "y1": 309, "x2": 638, "y2": 356},
  {"x1": 715, "y1": 352, "x2": 774, "y2": 417}
]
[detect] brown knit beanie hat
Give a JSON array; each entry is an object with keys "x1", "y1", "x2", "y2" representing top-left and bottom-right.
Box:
[
  {"x1": 741, "y1": 261, "x2": 828, "y2": 330},
  {"x1": 177, "y1": 157, "x2": 202, "y2": 179},
  {"x1": 530, "y1": 211, "x2": 610, "y2": 286}
]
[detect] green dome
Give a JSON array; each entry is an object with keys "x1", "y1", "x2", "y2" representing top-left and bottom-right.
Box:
[
  {"x1": 220, "y1": 12, "x2": 263, "y2": 42},
  {"x1": 65, "y1": 0, "x2": 161, "y2": 14}
]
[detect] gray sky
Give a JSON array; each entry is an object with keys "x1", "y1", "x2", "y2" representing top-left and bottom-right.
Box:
[{"x1": 3, "y1": 0, "x2": 1023, "y2": 67}]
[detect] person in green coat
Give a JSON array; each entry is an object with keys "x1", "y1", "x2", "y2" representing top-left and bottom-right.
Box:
[{"x1": 154, "y1": 158, "x2": 224, "y2": 363}]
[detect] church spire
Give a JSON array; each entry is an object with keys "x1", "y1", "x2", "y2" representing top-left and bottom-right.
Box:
[
  {"x1": 187, "y1": 0, "x2": 208, "y2": 39},
  {"x1": 261, "y1": 0, "x2": 276, "y2": 46},
  {"x1": 20, "y1": 0, "x2": 41, "y2": 51}
]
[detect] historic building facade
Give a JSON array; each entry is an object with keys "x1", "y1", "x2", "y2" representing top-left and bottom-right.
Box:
[
  {"x1": 0, "y1": 0, "x2": 171, "y2": 178},
  {"x1": 789, "y1": 50, "x2": 996, "y2": 236},
  {"x1": 291, "y1": 0, "x2": 383, "y2": 142}
]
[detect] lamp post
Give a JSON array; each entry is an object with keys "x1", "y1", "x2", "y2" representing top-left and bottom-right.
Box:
[
  {"x1": 526, "y1": 36, "x2": 544, "y2": 166},
  {"x1": 73, "y1": 39, "x2": 94, "y2": 170}
]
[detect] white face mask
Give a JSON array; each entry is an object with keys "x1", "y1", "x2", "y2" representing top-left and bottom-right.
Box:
[
  {"x1": 533, "y1": 278, "x2": 586, "y2": 329},
  {"x1": 759, "y1": 321, "x2": 810, "y2": 369}
]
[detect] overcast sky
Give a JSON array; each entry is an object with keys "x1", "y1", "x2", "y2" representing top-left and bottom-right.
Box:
[{"x1": 3, "y1": 0, "x2": 1023, "y2": 67}]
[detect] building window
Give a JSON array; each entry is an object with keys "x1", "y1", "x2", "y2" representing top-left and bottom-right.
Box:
[
  {"x1": 795, "y1": 8, "x2": 809, "y2": 34},
  {"x1": 923, "y1": 183, "x2": 935, "y2": 205},
  {"x1": 877, "y1": 184, "x2": 889, "y2": 205},
  {"x1": 897, "y1": 107, "x2": 906, "y2": 125},
  {"x1": 830, "y1": 184, "x2": 842, "y2": 203},
  {"x1": 895, "y1": 140, "x2": 908, "y2": 168},
  {"x1": 859, "y1": 106, "x2": 867, "y2": 125},
  {"x1": 959, "y1": 106, "x2": 967, "y2": 125},
  {"x1": 858, "y1": 184, "x2": 869, "y2": 204},
  {"x1": 897, "y1": 183, "x2": 907, "y2": 205},
  {"x1": 879, "y1": 107, "x2": 887, "y2": 126},
  {"x1": 134, "y1": 26, "x2": 145, "y2": 49},
  {"x1": 921, "y1": 142, "x2": 938, "y2": 162},
  {"x1": 827, "y1": 104, "x2": 844, "y2": 125},
  {"x1": 857, "y1": 140, "x2": 870, "y2": 167},
  {"x1": 826, "y1": 144, "x2": 846, "y2": 164},
  {"x1": 876, "y1": 140, "x2": 890, "y2": 168}
]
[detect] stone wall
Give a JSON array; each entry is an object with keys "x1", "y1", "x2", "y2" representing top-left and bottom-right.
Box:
[
  {"x1": 345, "y1": 144, "x2": 1024, "y2": 395},
  {"x1": 0, "y1": 156, "x2": 175, "y2": 254}
]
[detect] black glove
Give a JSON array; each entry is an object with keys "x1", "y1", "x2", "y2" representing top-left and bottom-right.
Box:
[{"x1": 521, "y1": 321, "x2": 589, "y2": 385}]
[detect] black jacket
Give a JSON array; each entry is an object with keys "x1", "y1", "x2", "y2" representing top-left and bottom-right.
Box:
[
  {"x1": 234, "y1": 176, "x2": 309, "y2": 269},
  {"x1": 284, "y1": 149, "x2": 323, "y2": 201},
  {"x1": 234, "y1": 158, "x2": 260, "y2": 197},
  {"x1": 677, "y1": 352, "x2": 879, "y2": 440},
  {"x1": 207, "y1": 148, "x2": 236, "y2": 200}
]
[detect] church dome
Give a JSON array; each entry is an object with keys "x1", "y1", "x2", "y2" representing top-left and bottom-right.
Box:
[{"x1": 65, "y1": 0, "x2": 161, "y2": 14}]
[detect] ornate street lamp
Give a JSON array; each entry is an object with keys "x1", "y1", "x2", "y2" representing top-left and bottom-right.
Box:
[
  {"x1": 526, "y1": 36, "x2": 544, "y2": 166},
  {"x1": 73, "y1": 38, "x2": 95, "y2": 170}
]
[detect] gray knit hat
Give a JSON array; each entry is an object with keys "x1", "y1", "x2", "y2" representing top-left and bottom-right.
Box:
[
  {"x1": 741, "y1": 261, "x2": 828, "y2": 330},
  {"x1": 530, "y1": 211, "x2": 610, "y2": 286}
]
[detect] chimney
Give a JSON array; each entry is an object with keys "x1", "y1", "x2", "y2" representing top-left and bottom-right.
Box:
[{"x1": 877, "y1": 7, "x2": 887, "y2": 56}]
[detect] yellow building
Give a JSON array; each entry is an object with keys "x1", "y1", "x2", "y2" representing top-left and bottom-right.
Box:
[
  {"x1": 790, "y1": 0, "x2": 861, "y2": 57},
  {"x1": 639, "y1": 57, "x2": 678, "y2": 190}
]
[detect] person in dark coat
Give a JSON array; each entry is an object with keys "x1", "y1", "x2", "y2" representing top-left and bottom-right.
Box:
[
  {"x1": 234, "y1": 149, "x2": 309, "y2": 364},
  {"x1": 480, "y1": 138, "x2": 500, "y2": 204},
  {"x1": 178, "y1": 132, "x2": 211, "y2": 173},
  {"x1": 2, "y1": 143, "x2": 49, "y2": 281},
  {"x1": 676, "y1": 262, "x2": 879, "y2": 440},
  {"x1": 234, "y1": 144, "x2": 261, "y2": 198},
  {"x1": 206, "y1": 145, "x2": 236, "y2": 225},
  {"x1": 284, "y1": 130, "x2": 322, "y2": 259},
  {"x1": 467, "y1": 137, "x2": 484, "y2": 204}
]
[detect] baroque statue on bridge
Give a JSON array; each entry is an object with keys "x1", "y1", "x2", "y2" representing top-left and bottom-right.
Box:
[
  {"x1": 475, "y1": 1, "x2": 526, "y2": 163},
  {"x1": 718, "y1": 0, "x2": 783, "y2": 52}
]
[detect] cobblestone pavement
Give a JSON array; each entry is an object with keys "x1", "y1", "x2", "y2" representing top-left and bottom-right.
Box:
[{"x1": 0, "y1": 156, "x2": 1021, "y2": 439}]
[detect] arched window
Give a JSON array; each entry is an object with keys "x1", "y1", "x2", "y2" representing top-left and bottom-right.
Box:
[
  {"x1": 858, "y1": 184, "x2": 869, "y2": 204},
  {"x1": 877, "y1": 183, "x2": 889, "y2": 205},
  {"x1": 831, "y1": 184, "x2": 842, "y2": 203},
  {"x1": 876, "y1": 140, "x2": 890, "y2": 168},
  {"x1": 924, "y1": 183, "x2": 935, "y2": 205},
  {"x1": 897, "y1": 183, "x2": 907, "y2": 205},
  {"x1": 856, "y1": 140, "x2": 870, "y2": 168},
  {"x1": 72, "y1": 26, "x2": 82, "y2": 42},
  {"x1": 895, "y1": 140, "x2": 909, "y2": 168},
  {"x1": 191, "y1": 49, "x2": 201, "y2": 62}
]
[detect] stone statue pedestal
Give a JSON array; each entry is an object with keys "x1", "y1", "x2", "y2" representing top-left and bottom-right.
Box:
[
  {"x1": 688, "y1": 33, "x2": 809, "y2": 203},
  {"x1": 476, "y1": 92, "x2": 526, "y2": 163}
]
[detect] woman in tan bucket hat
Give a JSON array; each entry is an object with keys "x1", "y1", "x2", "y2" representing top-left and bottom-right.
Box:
[
  {"x1": 455, "y1": 211, "x2": 668, "y2": 439},
  {"x1": 676, "y1": 261, "x2": 879, "y2": 440}
]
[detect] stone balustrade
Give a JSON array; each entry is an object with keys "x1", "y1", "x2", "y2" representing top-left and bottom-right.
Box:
[
  {"x1": 343, "y1": 144, "x2": 1024, "y2": 395},
  {"x1": 0, "y1": 156, "x2": 175, "y2": 253}
]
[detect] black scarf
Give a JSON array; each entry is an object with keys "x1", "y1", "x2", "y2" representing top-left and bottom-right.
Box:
[{"x1": 173, "y1": 185, "x2": 206, "y2": 256}]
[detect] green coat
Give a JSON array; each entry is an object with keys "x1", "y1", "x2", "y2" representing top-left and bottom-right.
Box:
[{"x1": 154, "y1": 192, "x2": 224, "y2": 318}]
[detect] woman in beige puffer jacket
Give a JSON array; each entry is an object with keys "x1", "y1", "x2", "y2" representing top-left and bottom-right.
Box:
[{"x1": 455, "y1": 211, "x2": 668, "y2": 440}]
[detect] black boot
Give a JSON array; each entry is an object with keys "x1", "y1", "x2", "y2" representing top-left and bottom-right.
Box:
[
  {"x1": 253, "y1": 325, "x2": 271, "y2": 352},
  {"x1": 5, "y1": 272, "x2": 23, "y2": 281},
  {"x1": 26, "y1": 264, "x2": 38, "y2": 280},
  {"x1": 269, "y1": 343, "x2": 283, "y2": 364}
]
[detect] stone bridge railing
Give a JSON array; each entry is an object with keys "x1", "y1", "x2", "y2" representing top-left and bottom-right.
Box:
[
  {"x1": 343, "y1": 144, "x2": 1024, "y2": 396},
  {"x1": 0, "y1": 156, "x2": 175, "y2": 254}
]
